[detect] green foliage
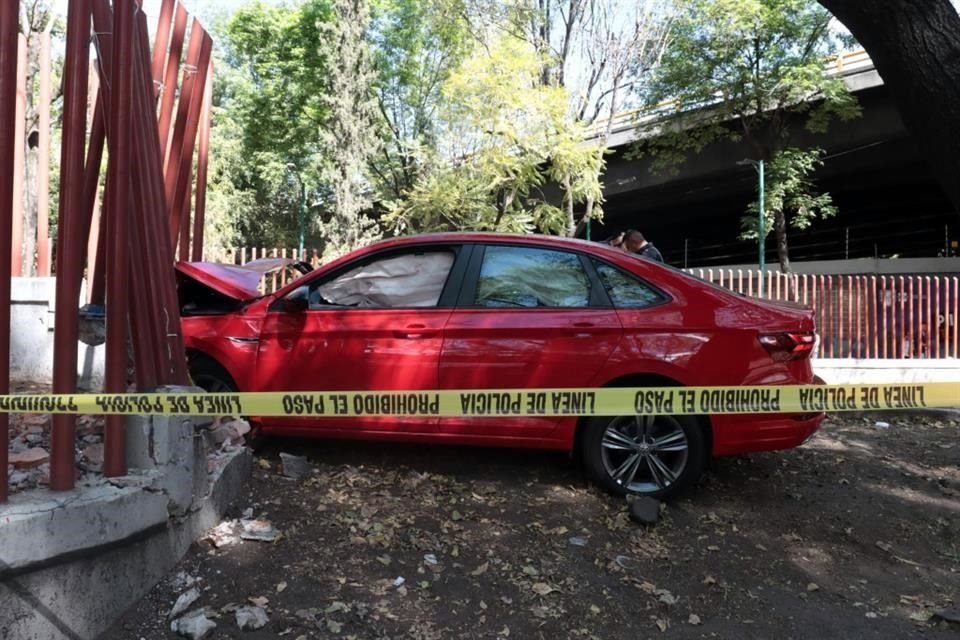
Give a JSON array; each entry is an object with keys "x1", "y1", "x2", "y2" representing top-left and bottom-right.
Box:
[
  {"x1": 740, "y1": 147, "x2": 837, "y2": 240},
  {"x1": 639, "y1": 0, "x2": 860, "y2": 167},
  {"x1": 318, "y1": 0, "x2": 384, "y2": 259},
  {"x1": 370, "y1": 0, "x2": 471, "y2": 200},
  {"x1": 209, "y1": 0, "x2": 333, "y2": 249},
  {"x1": 383, "y1": 36, "x2": 604, "y2": 236},
  {"x1": 634, "y1": 0, "x2": 860, "y2": 268}
]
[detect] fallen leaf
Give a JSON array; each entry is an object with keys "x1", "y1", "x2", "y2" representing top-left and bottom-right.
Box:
[
  {"x1": 522, "y1": 565, "x2": 539, "y2": 576},
  {"x1": 702, "y1": 575, "x2": 716, "y2": 586},
  {"x1": 452, "y1": 510, "x2": 464, "y2": 521},
  {"x1": 807, "y1": 583, "x2": 820, "y2": 592},
  {"x1": 639, "y1": 581, "x2": 657, "y2": 594},
  {"x1": 469, "y1": 562, "x2": 489, "y2": 576},
  {"x1": 326, "y1": 618, "x2": 343, "y2": 633},
  {"x1": 258, "y1": 459, "x2": 271, "y2": 470},
  {"x1": 655, "y1": 618, "x2": 668, "y2": 632},
  {"x1": 531, "y1": 583, "x2": 556, "y2": 596},
  {"x1": 325, "y1": 602, "x2": 349, "y2": 615},
  {"x1": 688, "y1": 614, "x2": 702, "y2": 625},
  {"x1": 248, "y1": 596, "x2": 269, "y2": 608},
  {"x1": 276, "y1": 581, "x2": 287, "y2": 594},
  {"x1": 590, "y1": 605, "x2": 601, "y2": 615},
  {"x1": 376, "y1": 554, "x2": 392, "y2": 566}
]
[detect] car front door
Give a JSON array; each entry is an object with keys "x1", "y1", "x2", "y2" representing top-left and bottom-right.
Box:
[
  {"x1": 254, "y1": 245, "x2": 468, "y2": 435},
  {"x1": 439, "y1": 244, "x2": 622, "y2": 438}
]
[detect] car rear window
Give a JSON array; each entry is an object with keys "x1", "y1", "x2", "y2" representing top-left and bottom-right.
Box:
[{"x1": 591, "y1": 260, "x2": 667, "y2": 308}]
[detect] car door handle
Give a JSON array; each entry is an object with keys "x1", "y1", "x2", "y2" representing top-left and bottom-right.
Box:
[
  {"x1": 570, "y1": 322, "x2": 595, "y2": 338},
  {"x1": 394, "y1": 324, "x2": 436, "y2": 339}
]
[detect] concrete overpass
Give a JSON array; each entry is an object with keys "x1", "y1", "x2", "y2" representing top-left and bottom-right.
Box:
[{"x1": 585, "y1": 51, "x2": 958, "y2": 267}]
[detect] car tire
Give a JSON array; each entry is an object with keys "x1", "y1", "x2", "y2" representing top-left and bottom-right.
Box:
[
  {"x1": 187, "y1": 354, "x2": 267, "y2": 450},
  {"x1": 581, "y1": 414, "x2": 706, "y2": 500}
]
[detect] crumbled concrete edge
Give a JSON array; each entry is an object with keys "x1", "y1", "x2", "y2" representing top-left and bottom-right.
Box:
[{"x1": 0, "y1": 446, "x2": 251, "y2": 578}]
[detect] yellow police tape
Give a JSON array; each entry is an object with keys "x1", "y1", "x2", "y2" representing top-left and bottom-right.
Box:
[{"x1": 0, "y1": 382, "x2": 957, "y2": 417}]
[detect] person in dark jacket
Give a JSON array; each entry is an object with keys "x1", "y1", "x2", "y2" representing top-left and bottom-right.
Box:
[{"x1": 615, "y1": 229, "x2": 664, "y2": 262}]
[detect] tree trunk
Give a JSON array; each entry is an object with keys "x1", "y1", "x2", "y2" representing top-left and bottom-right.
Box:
[
  {"x1": 817, "y1": 0, "x2": 960, "y2": 213},
  {"x1": 774, "y1": 210, "x2": 790, "y2": 273},
  {"x1": 562, "y1": 172, "x2": 575, "y2": 236}
]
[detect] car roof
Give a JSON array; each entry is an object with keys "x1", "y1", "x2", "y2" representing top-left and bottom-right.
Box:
[{"x1": 365, "y1": 231, "x2": 618, "y2": 253}]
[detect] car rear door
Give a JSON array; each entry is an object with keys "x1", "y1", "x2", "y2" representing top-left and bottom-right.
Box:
[
  {"x1": 438, "y1": 243, "x2": 622, "y2": 438},
  {"x1": 254, "y1": 244, "x2": 469, "y2": 434}
]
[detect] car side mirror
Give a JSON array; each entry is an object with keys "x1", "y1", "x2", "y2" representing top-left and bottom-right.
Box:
[{"x1": 280, "y1": 286, "x2": 309, "y2": 313}]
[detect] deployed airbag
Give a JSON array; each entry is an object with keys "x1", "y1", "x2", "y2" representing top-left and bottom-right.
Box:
[{"x1": 316, "y1": 252, "x2": 454, "y2": 308}]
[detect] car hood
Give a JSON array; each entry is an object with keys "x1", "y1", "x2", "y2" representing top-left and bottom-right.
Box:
[{"x1": 175, "y1": 258, "x2": 294, "y2": 301}]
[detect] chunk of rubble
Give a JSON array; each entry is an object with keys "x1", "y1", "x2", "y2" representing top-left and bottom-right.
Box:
[
  {"x1": 207, "y1": 418, "x2": 251, "y2": 446},
  {"x1": 240, "y1": 519, "x2": 282, "y2": 542},
  {"x1": 235, "y1": 605, "x2": 270, "y2": 630},
  {"x1": 10, "y1": 447, "x2": 49, "y2": 469},
  {"x1": 205, "y1": 521, "x2": 241, "y2": 548},
  {"x1": 279, "y1": 452, "x2": 310, "y2": 479},
  {"x1": 170, "y1": 609, "x2": 217, "y2": 640},
  {"x1": 169, "y1": 588, "x2": 201, "y2": 619}
]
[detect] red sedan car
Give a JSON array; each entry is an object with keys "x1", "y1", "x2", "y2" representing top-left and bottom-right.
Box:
[{"x1": 177, "y1": 233, "x2": 823, "y2": 498}]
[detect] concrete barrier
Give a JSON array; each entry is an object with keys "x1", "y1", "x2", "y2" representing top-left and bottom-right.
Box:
[
  {"x1": 0, "y1": 387, "x2": 252, "y2": 640},
  {"x1": 11, "y1": 277, "x2": 105, "y2": 390}
]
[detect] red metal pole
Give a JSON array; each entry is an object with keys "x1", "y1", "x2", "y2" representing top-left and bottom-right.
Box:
[
  {"x1": 0, "y1": 0, "x2": 21, "y2": 503},
  {"x1": 134, "y1": 8, "x2": 189, "y2": 385},
  {"x1": 37, "y1": 30, "x2": 52, "y2": 276},
  {"x1": 165, "y1": 24, "x2": 211, "y2": 247},
  {"x1": 87, "y1": 0, "x2": 114, "y2": 309},
  {"x1": 192, "y1": 61, "x2": 212, "y2": 262},
  {"x1": 50, "y1": 0, "x2": 91, "y2": 492},
  {"x1": 11, "y1": 33, "x2": 25, "y2": 277},
  {"x1": 150, "y1": 0, "x2": 176, "y2": 91},
  {"x1": 158, "y1": 3, "x2": 187, "y2": 162},
  {"x1": 179, "y1": 183, "x2": 191, "y2": 262},
  {"x1": 934, "y1": 276, "x2": 941, "y2": 358},
  {"x1": 103, "y1": 0, "x2": 136, "y2": 478}
]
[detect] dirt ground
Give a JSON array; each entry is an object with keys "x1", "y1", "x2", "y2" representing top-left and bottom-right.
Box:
[{"x1": 105, "y1": 412, "x2": 960, "y2": 640}]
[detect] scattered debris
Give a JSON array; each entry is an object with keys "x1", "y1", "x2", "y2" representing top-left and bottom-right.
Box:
[
  {"x1": 874, "y1": 421, "x2": 890, "y2": 429},
  {"x1": 688, "y1": 614, "x2": 702, "y2": 625},
  {"x1": 279, "y1": 452, "x2": 311, "y2": 479},
  {"x1": 169, "y1": 588, "x2": 201, "y2": 619},
  {"x1": 240, "y1": 519, "x2": 282, "y2": 543},
  {"x1": 248, "y1": 596, "x2": 270, "y2": 608},
  {"x1": 628, "y1": 497, "x2": 661, "y2": 525},
  {"x1": 568, "y1": 536, "x2": 589, "y2": 547},
  {"x1": 207, "y1": 418, "x2": 251, "y2": 447},
  {"x1": 393, "y1": 577, "x2": 406, "y2": 588},
  {"x1": 170, "y1": 609, "x2": 216, "y2": 640},
  {"x1": 276, "y1": 581, "x2": 288, "y2": 594},
  {"x1": 423, "y1": 553, "x2": 438, "y2": 565},
  {"x1": 807, "y1": 583, "x2": 820, "y2": 592},
  {"x1": 204, "y1": 521, "x2": 240, "y2": 548},
  {"x1": 235, "y1": 605, "x2": 269, "y2": 630}
]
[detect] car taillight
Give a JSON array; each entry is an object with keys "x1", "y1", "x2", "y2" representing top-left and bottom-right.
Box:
[{"x1": 758, "y1": 332, "x2": 816, "y2": 361}]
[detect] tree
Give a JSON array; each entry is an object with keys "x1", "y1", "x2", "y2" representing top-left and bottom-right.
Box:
[
  {"x1": 815, "y1": 0, "x2": 960, "y2": 213},
  {"x1": 634, "y1": 0, "x2": 861, "y2": 271},
  {"x1": 369, "y1": 0, "x2": 471, "y2": 201},
  {"x1": 383, "y1": 35, "x2": 602, "y2": 236},
  {"x1": 212, "y1": 0, "x2": 332, "y2": 249},
  {"x1": 319, "y1": 0, "x2": 383, "y2": 258}
]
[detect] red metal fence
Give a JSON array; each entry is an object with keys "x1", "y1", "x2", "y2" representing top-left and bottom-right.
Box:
[
  {"x1": 1, "y1": 1, "x2": 214, "y2": 503},
  {"x1": 687, "y1": 269, "x2": 960, "y2": 360}
]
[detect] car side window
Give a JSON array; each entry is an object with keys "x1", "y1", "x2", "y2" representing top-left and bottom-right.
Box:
[
  {"x1": 474, "y1": 246, "x2": 590, "y2": 308},
  {"x1": 309, "y1": 250, "x2": 455, "y2": 309},
  {"x1": 592, "y1": 260, "x2": 666, "y2": 308}
]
